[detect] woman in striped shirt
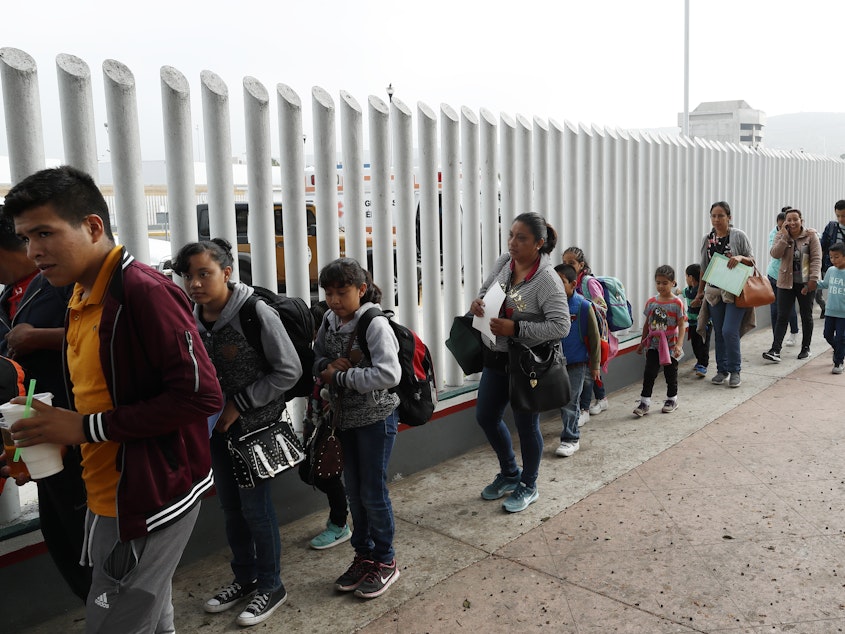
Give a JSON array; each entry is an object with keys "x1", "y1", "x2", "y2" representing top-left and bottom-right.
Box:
[{"x1": 469, "y1": 212, "x2": 569, "y2": 513}]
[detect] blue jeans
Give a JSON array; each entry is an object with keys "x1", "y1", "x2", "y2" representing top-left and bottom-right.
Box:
[
  {"x1": 339, "y1": 410, "x2": 398, "y2": 565},
  {"x1": 769, "y1": 276, "x2": 798, "y2": 335},
  {"x1": 210, "y1": 431, "x2": 283, "y2": 594},
  {"x1": 823, "y1": 316, "x2": 845, "y2": 365},
  {"x1": 579, "y1": 373, "x2": 606, "y2": 411},
  {"x1": 708, "y1": 299, "x2": 745, "y2": 374},
  {"x1": 560, "y1": 363, "x2": 587, "y2": 443},
  {"x1": 476, "y1": 367, "x2": 543, "y2": 489}
]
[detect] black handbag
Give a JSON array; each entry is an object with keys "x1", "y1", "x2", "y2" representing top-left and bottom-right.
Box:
[
  {"x1": 227, "y1": 413, "x2": 306, "y2": 488},
  {"x1": 446, "y1": 315, "x2": 484, "y2": 375},
  {"x1": 508, "y1": 341, "x2": 570, "y2": 413},
  {"x1": 299, "y1": 408, "x2": 344, "y2": 485}
]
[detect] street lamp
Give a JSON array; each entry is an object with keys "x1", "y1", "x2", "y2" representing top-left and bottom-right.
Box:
[{"x1": 386, "y1": 83, "x2": 394, "y2": 103}]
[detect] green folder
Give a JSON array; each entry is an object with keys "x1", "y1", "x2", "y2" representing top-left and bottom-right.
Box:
[{"x1": 702, "y1": 252, "x2": 752, "y2": 296}]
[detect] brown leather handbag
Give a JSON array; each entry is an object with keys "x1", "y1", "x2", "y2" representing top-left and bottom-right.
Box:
[{"x1": 735, "y1": 267, "x2": 775, "y2": 308}]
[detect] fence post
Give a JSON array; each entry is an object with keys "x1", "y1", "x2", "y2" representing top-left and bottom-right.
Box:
[
  {"x1": 461, "y1": 106, "x2": 481, "y2": 316},
  {"x1": 368, "y1": 95, "x2": 394, "y2": 310},
  {"x1": 441, "y1": 103, "x2": 462, "y2": 387},
  {"x1": 602, "y1": 127, "x2": 618, "y2": 277},
  {"x1": 276, "y1": 84, "x2": 310, "y2": 302},
  {"x1": 613, "y1": 129, "x2": 628, "y2": 284},
  {"x1": 533, "y1": 116, "x2": 548, "y2": 218},
  {"x1": 590, "y1": 125, "x2": 605, "y2": 274},
  {"x1": 0, "y1": 47, "x2": 45, "y2": 183},
  {"x1": 103, "y1": 59, "x2": 150, "y2": 265},
  {"x1": 160, "y1": 66, "x2": 199, "y2": 261},
  {"x1": 312, "y1": 86, "x2": 340, "y2": 295},
  {"x1": 200, "y1": 70, "x2": 238, "y2": 279},
  {"x1": 391, "y1": 98, "x2": 418, "y2": 331},
  {"x1": 340, "y1": 91, "x2": 366, "y2": 268},
  {"x1": 499, "y1": 113, "x2": 516, "y2": 254},
  {"x1": 243, "y1": 77, "x2": 276, "y2": 291},
  {"x1": 575, "y1": 123, "x2": 592, "y2": 250},
  {"x1": 479, "y1": 108, "x2": 498, "y2": 279},
  {"x1": 418, "y1": 101, "x2": 443, "y2": 379},
  {"x1": 515, "y1": 114, "x2": 532, "y2": 215},
  {"x1": 548, "y1": 119, "x2": 564, "y2": 263},
  {"x1": 56, "y1": 54, "x2": 98, "y2": 179},
  {"x1": 562, "y1": 121, "x2": 577, "y2": 252}
]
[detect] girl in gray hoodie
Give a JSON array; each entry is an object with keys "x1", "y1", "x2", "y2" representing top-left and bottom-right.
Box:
[
  {"x1": 174, "y1": 238, "x2": 300, "y2": 627},
  {"x1": 313, "y1": 258, "x2": 402, "y2": 600}
]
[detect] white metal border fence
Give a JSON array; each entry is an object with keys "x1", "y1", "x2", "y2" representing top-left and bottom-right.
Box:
[{"x1": 2, "y1": 47, "x2": 845, "y2": 395}]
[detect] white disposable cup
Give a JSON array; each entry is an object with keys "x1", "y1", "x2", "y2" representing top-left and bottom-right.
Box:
[{"x1": 0, "y1": 393, "x2": 63, "y2": 479}]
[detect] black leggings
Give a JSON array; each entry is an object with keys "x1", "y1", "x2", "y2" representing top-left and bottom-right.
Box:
[
  {"x1": 772, "y1": 283, "x2": 814, "y2": 352},
  {"x1": 314, "y1": 475, "x2": 348, "y2": 528},
  {"x1": 641, "y1": 348, "x2": 679, "y2": 399}
]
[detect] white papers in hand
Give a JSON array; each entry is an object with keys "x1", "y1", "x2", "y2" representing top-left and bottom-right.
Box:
[{"x1": 473, "y1": 282, "x2": 506, "y2": 345}]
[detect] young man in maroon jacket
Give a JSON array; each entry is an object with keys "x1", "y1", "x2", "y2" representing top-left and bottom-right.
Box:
[{"x1": 4, "y1": 166, "x2": 223, "y2": 633}]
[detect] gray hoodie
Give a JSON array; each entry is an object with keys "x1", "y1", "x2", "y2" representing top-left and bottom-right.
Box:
[
  {"x1": 312, "y1": 301, "x2": 401, "y2": 429},
  {"x1": 195, "y1": 283, "x2": 301, "y2": 429}
]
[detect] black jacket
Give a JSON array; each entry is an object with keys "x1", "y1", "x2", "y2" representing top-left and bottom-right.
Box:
[{"x1": 0, "y1": 273, "x2": 72, "y2": 408}]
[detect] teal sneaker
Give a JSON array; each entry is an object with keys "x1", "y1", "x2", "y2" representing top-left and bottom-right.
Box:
[
  {"x1": 502, "y1": 482, "x2": 539, "y2": 513},
  {"x1": 310, "y1": 521, "x2": 352, "y2": 550},
  {"x1": 481, "y1": 468, "x2": 522, "y2": 500}
]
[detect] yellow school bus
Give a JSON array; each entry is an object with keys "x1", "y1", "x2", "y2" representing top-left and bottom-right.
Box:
[{"x1": 197, "y1": 202, "x2": 327, "y2": 290}]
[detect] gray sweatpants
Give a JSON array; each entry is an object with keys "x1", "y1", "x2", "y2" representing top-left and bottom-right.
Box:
[{"x1": 83, "y1": 503, "x2": 200, "y2": 634}]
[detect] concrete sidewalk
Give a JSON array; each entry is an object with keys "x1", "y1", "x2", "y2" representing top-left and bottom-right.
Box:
[{"x1": 24, "y1": 324, "x2": 845, "y2": 633}]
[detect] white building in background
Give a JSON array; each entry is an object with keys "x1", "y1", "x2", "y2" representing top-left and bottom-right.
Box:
[{"x1": 679, "y1": 100, "x2": 766, "y2": 147}]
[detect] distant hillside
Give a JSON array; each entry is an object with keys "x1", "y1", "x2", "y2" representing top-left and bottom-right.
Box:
[{"x1": 764, "y1": 112, "x2": 845, "y2": 157}]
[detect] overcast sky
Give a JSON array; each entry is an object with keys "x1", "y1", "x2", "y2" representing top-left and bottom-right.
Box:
[{"x1": 1, "y1": 0, "x2": 842, "y2": 161}]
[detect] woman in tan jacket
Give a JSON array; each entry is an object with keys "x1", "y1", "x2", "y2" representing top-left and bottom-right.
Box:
[{"x1": 763, "y1": 208, "x2": 822, "y2": 362}]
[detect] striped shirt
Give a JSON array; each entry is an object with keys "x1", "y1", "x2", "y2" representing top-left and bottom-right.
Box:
[{"x1": 478, "y1": 253, "x2": 570, "y2": 352}]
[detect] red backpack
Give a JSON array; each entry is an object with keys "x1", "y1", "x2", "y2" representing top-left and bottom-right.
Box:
[{"x1": 356, "y1": 308, "x2": 437, "y2": 427}]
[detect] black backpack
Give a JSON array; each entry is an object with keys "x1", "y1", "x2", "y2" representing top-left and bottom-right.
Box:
[
  {"x1": 821, "y1": 221, "x2": 845, "y2": 272},
  {"x1": 240, "y1": 287, "x2": 315, "y2": 401},
  {"x1": 356, "y1": 307, "x2": 437, "y2": 427}
]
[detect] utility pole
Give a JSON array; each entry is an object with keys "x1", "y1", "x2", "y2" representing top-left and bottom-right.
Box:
[{"x1": 683, "y1": 0, "x2": 690, "y2": 137}]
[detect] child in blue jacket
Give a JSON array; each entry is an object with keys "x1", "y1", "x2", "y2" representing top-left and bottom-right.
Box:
[{"x1": 554, "y1": 264, "x2": 600, "y2": 458}]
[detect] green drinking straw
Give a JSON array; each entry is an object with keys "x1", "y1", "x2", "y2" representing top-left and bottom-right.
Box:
[{"x1": 13, "y1": 379, "x2": 36, "y2": 463}]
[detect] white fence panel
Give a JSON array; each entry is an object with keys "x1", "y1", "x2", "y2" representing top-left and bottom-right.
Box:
[
  {"x1": 104, "y1": 60, "x2": 149, "y2": 266},
  {"x1": 243, "y1": 77, "x2": 276, "y2": 291},
  {"x1": 200, "y1": 70, "x2": 237, "y2": 279},
  {"x1": 368, "y1": 95, "x2": 393, "y2": 310}
]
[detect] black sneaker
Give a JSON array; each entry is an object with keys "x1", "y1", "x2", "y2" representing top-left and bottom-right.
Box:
[
  {"x1": 798, "y1": 347, "x2": 810, "y2": 360},
  {"x1": 762, "y1": 349, "x2": 781, "y2": 362},
  {"x1": 203, "y1": 580, "x2": 257, "y2": 613},
  {"x1": 236, "y1": 586, "x2": 287, "y2": 627},
  {"x1": 354, "y1": 559, "x2": 401, "y2": 599},
  {"x1": 335, "y1": 554, "x2": 374, "y2": 592}
]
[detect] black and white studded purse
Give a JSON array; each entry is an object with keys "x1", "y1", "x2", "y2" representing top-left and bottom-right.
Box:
[{"x1": 227, "y1": 412, "x2": 306, "y2": 488}]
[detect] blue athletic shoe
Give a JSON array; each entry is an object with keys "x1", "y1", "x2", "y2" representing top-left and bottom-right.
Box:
[
  {"x1": 694, "y1": 364, "x2": 707, "y2": 377},
  {"x1": 481, "y1": 469, "x2": 522, "y2": 500},
  {"x1": 502, "y1": 482, "x2": 539, "y2": 513}
]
